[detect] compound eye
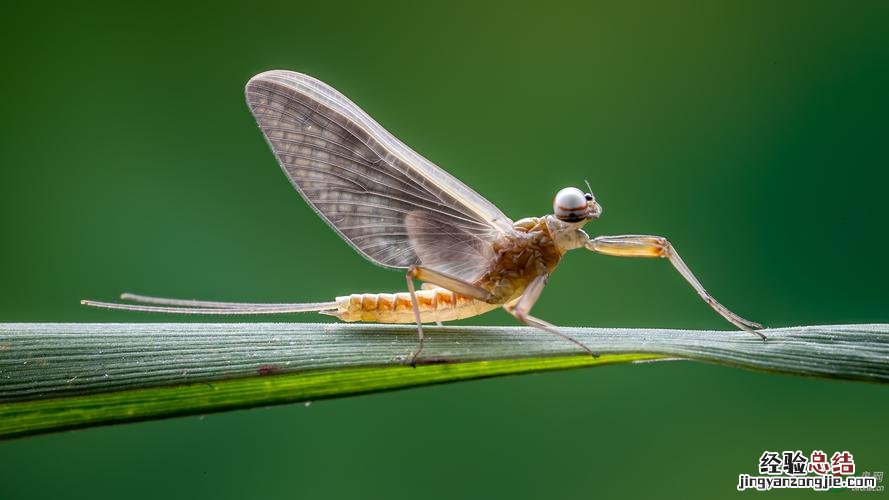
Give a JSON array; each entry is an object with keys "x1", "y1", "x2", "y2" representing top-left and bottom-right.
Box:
[
  {"x1": 585, "y1": 193, "x2": 593, "y2": 201},
  {"x1": 553, "y1": 187, "x2": 587, "y2": 222}
]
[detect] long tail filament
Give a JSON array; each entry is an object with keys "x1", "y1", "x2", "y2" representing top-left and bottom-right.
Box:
[{"x1": 81, "y1": 293, "x2": 338, "y2": 315}]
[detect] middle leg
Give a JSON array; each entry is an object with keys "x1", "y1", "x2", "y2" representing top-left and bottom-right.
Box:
[{"x1": 504, "y1": 273, "x2": 598, "y2": 356}]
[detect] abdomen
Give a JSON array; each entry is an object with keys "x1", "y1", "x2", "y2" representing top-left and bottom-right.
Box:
[{"x1": 325, "y1": 288, "x2": 498, "y2": 323}]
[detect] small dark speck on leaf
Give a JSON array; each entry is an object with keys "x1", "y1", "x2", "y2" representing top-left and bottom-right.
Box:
[{"x1": 257, "y1": 364, "x2": 281, "y2": 375}]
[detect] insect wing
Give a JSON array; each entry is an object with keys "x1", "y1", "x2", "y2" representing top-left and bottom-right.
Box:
[{"x1": 245, "y1": 71, "x2": 513, "y2": 281}]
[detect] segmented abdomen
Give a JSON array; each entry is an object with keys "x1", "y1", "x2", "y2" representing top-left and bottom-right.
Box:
[{"x1": 328, "y1": 287, "x2": 497, "y2": 323}]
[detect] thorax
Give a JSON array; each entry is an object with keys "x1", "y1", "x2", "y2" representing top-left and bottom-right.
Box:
[{"x1": 474, "y1": 216, "x2": 571, "y2": 303}]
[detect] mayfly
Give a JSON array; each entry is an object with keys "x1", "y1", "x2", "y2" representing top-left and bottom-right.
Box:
[{"x1": 83, "y1": 70, "x2": 765, "y2": 363}]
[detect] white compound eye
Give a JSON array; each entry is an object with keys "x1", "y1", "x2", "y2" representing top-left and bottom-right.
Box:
[{"x1": 553, "y1": 187, "x2": 588, "y2": 222}]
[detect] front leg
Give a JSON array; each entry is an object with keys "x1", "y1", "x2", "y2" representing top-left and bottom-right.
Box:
[
  {"x1": 504, "y1": 274, "x2": 598, "y2": 356},
  {"x1": 586, "y1": 235, "x2": 766, "y2": 339}
]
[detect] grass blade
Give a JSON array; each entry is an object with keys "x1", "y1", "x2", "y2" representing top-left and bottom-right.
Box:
[{"x1": 1, "y1": 322, "x2": 886, "y2": 439}]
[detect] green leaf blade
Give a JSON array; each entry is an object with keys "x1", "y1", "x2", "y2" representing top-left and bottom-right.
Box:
[{"x1": 1, "y1": 322, "x2": 887, "y2": 439}]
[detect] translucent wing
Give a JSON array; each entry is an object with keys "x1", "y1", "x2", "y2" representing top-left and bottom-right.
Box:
[{"x1": 245, "y1": 70, "x2": 514, "y2": 282}]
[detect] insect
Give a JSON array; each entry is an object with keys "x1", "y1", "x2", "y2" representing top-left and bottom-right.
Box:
[{"x1": 83, "y1": 70, "x2": 765, "y2": 363}]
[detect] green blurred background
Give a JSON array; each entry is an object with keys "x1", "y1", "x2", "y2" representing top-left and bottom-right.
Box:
[{"x1": 1, "y1": 1, "x2": 887, "y2": 498}]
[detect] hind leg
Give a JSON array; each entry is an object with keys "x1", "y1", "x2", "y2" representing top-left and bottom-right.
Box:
[{"x1": 404, "y1": 266, "x2": 495, "y2": 365}]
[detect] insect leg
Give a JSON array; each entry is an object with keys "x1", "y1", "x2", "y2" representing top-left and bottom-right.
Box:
[
  {"x1": 404, "y1": 270, "x2": 425, "y2": 366},
  {"x1": 504, "y1": 274, "x2": 598, "y2": 356},
  {"x1": 409, "y1": 266, "x2": 493, "y2": 302},
  {"x1": 586, "y1": 234, "x2": 766, "y2": 339},
  {"x1": 404, "y1": 265, "x2": 495, "y2": 364}
]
